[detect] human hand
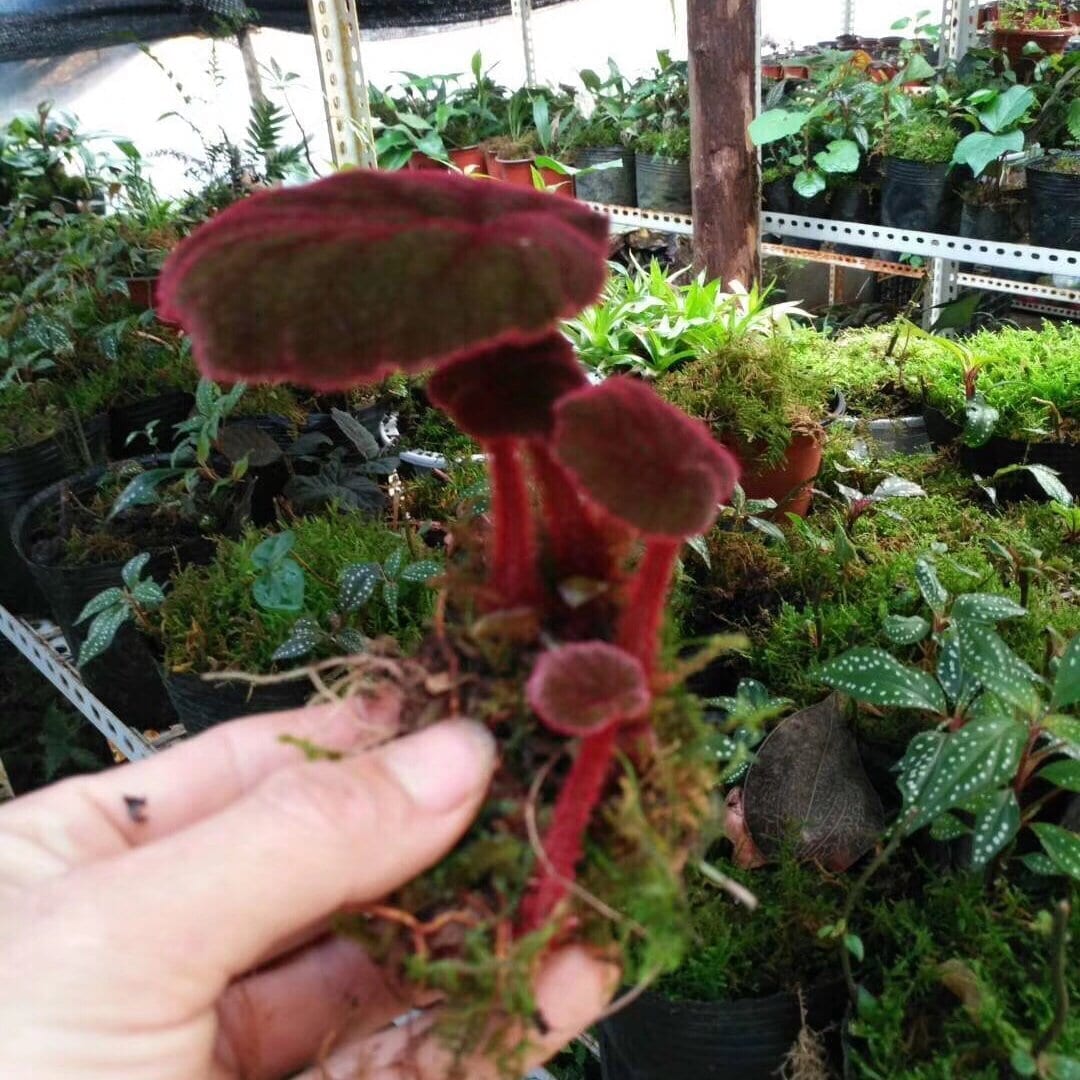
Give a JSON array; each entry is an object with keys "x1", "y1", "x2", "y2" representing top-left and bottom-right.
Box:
[{"x1": 0, "y1": 693, "x2": 618, "y2": 1079}]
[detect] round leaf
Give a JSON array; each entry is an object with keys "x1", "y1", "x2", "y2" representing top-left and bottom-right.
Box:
[
  {"x1": 157, "y1": 170, "x2": 610, "y2": 389},
  {"x1": 526, "y1": 641, "x2": 650, "y2": 737},
  {"x1": 748, "y1": 108, "x2": 809, "y2": 146}
]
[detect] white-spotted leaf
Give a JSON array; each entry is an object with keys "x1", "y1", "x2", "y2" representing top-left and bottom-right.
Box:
[
  {"x1": 340, "y1": 563, "x2": 381, "y2": 610},
  {"x1": 399, "y1": 559, "x2": 441, "y2": 584},
  {"x1": 929, "y1": 812, "x2": 969, "y2": 841},
  {"x1": 1037, "y1": 760, "x2": 1080, "y2": 793},
  {"x1": 1051, "y1": 636, "x2": 1080, "y2": 710},
  {"x1": 896, "y1": 715, "x2": 1027, "y2": 833},
  {"x1": 383, "y1": 548, "x2": 404, "y2": 579},
  {"x1": 915, "y1": 557, "x2": 948, "y2": 614},
  {"x1": 1031, "y1": 823, "x2": 1080, "y2": 882},
  {"x1": 818, "y1": 647, "x2": 947, "y2": 714},
  {"x1": 130, "y1": 580, "x2": 166, "y2": 609},
  {"x1": 872, "y1": 476, "x2": 926, "y2": 500},
  {"x1": 122, "y1": 553, "x2": 151, "y2": 590},
  {"x1": 936, "y1": 626, "x2": 978, "y2": 713},
  {"x1": 1043, "y1": 716, "x2": 1080, "y2": 758},
  {"x1": 272, "y1": 617, "x2": 322, "y2": 662},
  {"x1": 956, "y1": 620, "x2": 1041, "y2": 713},
  {"x1": 78, "y1": 605, "x2": 132, "y2": 666},
  {"x1": 76, "y1": 588, "x2": 125, "y2": 624},
  {"x1": 962, "y1": 393, "x2": 999, "y2": 447},
  {"x1": 384, "y1": 579, "x2": 399, "y2": 621},
  {"x1": 335, "y1": 627, "x2": 367, "y2": 653},
  {"x1": 951, "y1": 593, "x2": 1027, "y2": 624},
  {"x1": 968, "y1": 788, "x2": 1020, "y2": 869},
  {"x1": 883, "y1": 614, "x2": 931, "y2": 645}
]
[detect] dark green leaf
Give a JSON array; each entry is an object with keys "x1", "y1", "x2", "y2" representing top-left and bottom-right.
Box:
[
  {"x1": 929, "y1": 812, "x2": 969, "y2": 840},
  {"x1": 384, "y1": 548, "x2": 405, "y2": 579},
  {"x1": 896, "y1": 715, "x2": 1026, "y2": 833},
  {"x1": 340, "y1": 563, "x2": 381, "y2": 610},
  {"x1": 399, "y1": 559, "x2": 441, "y2": 583},
  {"x1": 963, "y1": 394, "x2": 1000, "y2": 447},
  {"x1": 1037, "y1": 760, "x2": 1080, "y2": 793},
  {"x1": 78, "y1": 606, "x2": 132, "y2": 666},
  {"x1": 968, "y1": 788, "x2": 1020, "y2": 869},
  {"x1": 252, "y1": 559, "x2": 305, "y2": 613},
  {"x1": 110, "y1": 469, "x2": 181, "y2": 518},
  {"x1": 951, "y1": 593, "x2": 1027, "y2": 623},
  {"x1": 121, "y1": 553, "x2": 151, "y2": 590},
  {"x1": 883, "y1": 615, "x2": 931, "y2": 645},
  {"x1": 818, "y1": 647, "x2": 946, "y2": 714},
  {"x1": 1031, "y1": 823, "x2": 1080, "y2": 882},
  {"x1": 331, "y1": 408, "x2": 381, "y2": 458},
  {"x1": 272, "y1": 617, "x2": 323, "y2": 662},
  {"x1": 130, "y1": 580, "x2": 166, "y2": 609},
  {"x1": 76, "y1": 588, "x2": 125, "y2": 624},
  {"x1": 956, "y1": 619, "x2": 1041, "y2": 713},
  {"x1": 1052, "y1": 636, "x2": 1080, "y2": 710},
  {"x1": 915, "y1": 557, "x2": 948, "y2": 613}
]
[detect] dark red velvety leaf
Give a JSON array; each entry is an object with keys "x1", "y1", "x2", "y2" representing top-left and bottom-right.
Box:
[
  {"x1": 157, "y1": 170, "x2": 610, "y2": 390},
  {"x1": 527, "y1": 641, "x2": 649, "y2": 737},
  {"x1": 553, "y1": 377, "x2": 740, "y2": 537},
  {"x1": 426, "y1": 333, "x2": 586, "y2": 439}
]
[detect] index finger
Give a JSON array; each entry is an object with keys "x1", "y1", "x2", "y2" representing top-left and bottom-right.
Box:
[{"x1": 0, "y1": 689, "x2": 399, "y2": 874}]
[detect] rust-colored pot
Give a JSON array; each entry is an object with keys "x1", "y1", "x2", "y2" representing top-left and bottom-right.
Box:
[
  {"x1": 740, "y1": 429, "x2": 824, "y2": 518},
  {"x1": 125, "y1": 277, "x2": 157, "y2": 311},
  {"x1": 449, "y1": 146, "x2": 485, "y2": 172},
  {"x1": 406, "y1": 151, "x2": 447, "y2": 171},
  {"x1": 782, "y1": 64, "x2": 810, "y2": 79},
  {"x1": 494, "y1": 157, "x2": 576, "y2": 198},
  {"x1": 991, "y1": 25, "x2": 1073, "y2": 64},
  {"x1": 761, "y1": 64, "x2": 784, "y2": 79}
]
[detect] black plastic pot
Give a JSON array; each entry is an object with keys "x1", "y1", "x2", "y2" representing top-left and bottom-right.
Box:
[
  {"x1": 573, "y1": 148, "x2": 637, "y2": 207},
  {"x1": 635, "y1": 154, "x2": 691, "y2": 214},
  {"x1": 879, "y1": 157, "x2": 951, "y2": 259},
  {"x1": 830, "y1": 183, "x2": 877, "y2": 255},
  {"x1": 109, "y1": 390, "x2": 195, "y2": 458},
  {"x1": 1027, "y1": 154, "x2": 1080, "y2": 255},
  {"x1": 162, "y1": 671, "x2": 311, "y2": 734},
  {"x1": 598, "y1": 982, "x2": 848, "y2": 1080},
  {"x1": 762, "y1": 176, "x2": 793, "y2": 241},
  {"x1": 11, "y1": 463, "x2": 214, "y2": 730},
  {"x1": 0, "y1": 416, "x2": 108, "y2": 613}
]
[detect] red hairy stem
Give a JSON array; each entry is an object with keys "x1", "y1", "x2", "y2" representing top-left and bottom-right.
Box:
[
  {"x1": 617, "y1": 538, "x2": 681, "y2": 675},
  {"x1": 528, "y1": 440, "x2": 612, "y2": 582},
  {"x1": 519, "y1": 723, "x2": 618, "y2": 933},
  {"x1": 486, "y1": 437, "x2": 539, "y2": 607}
]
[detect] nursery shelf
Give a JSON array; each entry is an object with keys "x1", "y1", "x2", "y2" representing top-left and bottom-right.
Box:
[
  {"x1": 0, "y1": 605, "x2": 154, "y2": 762},
  {"x1": 760, "y1": 243, "x2": 926, "y2": 279}
]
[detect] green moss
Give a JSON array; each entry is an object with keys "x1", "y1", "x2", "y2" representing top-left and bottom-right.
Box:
[
  {"x1": 902, "y1": 322, "x2": 1080, "y2": 441},
  {"x1": 881, "y1": 116, "x2": 959, "y2": 165},
  {"x1": 636, "y1": 127, "x2": 691, "y2": 161},
  {"x1": 161, "y1": 512, "x2": 436, "y2": 674},
  {"x1": 849, "y1": 871, "x2": 1080, "y2": 1077},
  {"x1": 232, "y1": 383, "x2": 308, "y2": 425},
  {"x1": 0, "y1": 381, "x2": 64, "y2": 453},
  {"x1": 659, "y1": 337, "x2": 831, "y2": 467},
  {"x1": 660, "y1": 850, "x2": 848, "y2": 1001}
]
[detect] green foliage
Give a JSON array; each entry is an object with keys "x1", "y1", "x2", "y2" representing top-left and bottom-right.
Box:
[
  {"x1": 75, "y1": 552, "x2": 166, "y2": 665},
  {"x1": 882, "y1": 113, "x2": 960, "y2": 164},
  {"x1": 161, "y1": 512, "x2": 436, "y2": 674},
  {"x1": 249, "y1": 530, "x2": 305, "y2": 613},
  {"x1": 39, "y1": 703, "x2": 105, "y2": 780},
  {"x1": 659, "y1": 335, "x2": 829, "y2": 467}
]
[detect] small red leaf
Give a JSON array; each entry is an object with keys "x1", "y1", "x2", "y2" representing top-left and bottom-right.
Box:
[
  {"x1": 426, "y1": 333, "x2": 586, "y2": 439},
  {"x1": 157, "y1": 170, "x2": 609, "y2": 390},
  {"x1": 553, "y1": 377, "x2": 740, "y2": 537},
  {"x1": 526, "y1": 641, "x2": 649, "y2": 737}
]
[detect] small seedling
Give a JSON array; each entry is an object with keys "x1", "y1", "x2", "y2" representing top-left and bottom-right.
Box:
[{"x1": 75, "y1": 552, "x2": 166, "y2": 665}]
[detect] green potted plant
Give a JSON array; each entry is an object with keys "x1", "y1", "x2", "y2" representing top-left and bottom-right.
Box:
[
  {"x1": 627, "y1": 52, "x2": 692, "y2": 213},
  {"x1": 563, "y1": 60, "x2": 636, "y2": 205},
  {"x1": 991, "y1": 0, "x2": 1074, "y2": 64},
  {"x1": 952, "y1": 83, "x2": 1037, "y2": 243},
  {"x1": 443, "y1": 51, "x2": 507, "y2": 171},
  {"x1": 878, "y1": 102, "x2": 960, "y2": 235},
  {"x1": 79, "y1": 513, "x2": 439, "y2": 731},
  {"x1": 482, "y1": 87, "x2": 575, "y2": 195}
]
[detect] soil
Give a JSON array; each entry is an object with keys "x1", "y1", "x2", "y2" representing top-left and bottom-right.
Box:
[
  {"x1": 25, "y1": 478, "x2": 209, "y2": 569},
  {"x1": 1043, "y1": 157, "x2": 1080, "y2": 177}
]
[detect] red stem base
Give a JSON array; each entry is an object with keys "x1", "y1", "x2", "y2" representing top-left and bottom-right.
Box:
[{"x1": 487, "y1": 437, "x2": 539, "y2": 607}]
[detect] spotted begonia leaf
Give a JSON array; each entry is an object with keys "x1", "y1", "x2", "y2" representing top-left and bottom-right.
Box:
[
  {"x1": 78, "y1": 605, "x2": 131, "y2": 667},
  {"x1": 1031, "y1": 823, "x2": 1080, "y2": 882},
  {"x1": 1051, "y1": 635, "x2": 1080, "y2": 710},
  {"x1": 883, "y1": 615, "x2": 931, "y2": 645},
  {"x1": 157, "y1": 170, "x2": 610, "y2": 389},
  {"x1": 896, "y1": 714, "x2": 1026, "y2": 834},
  {"x1": 553, "y1": 377, "x2": 740, "y2": 538},
  {"x1": 1038, "y1": 760, "x2": 1080, "y2": 793},
  {"x1": 272, "y1": 617, "x2": 323, "y2": 662},
  {"x1": 122, "y1": 552, "x2": 151, "y2": 590},
  {"x1": 340, "y1": 563, "x2": 382, "y2": 611},
  {"x1": 967, "y1": 788, "x2": 1020, "y2": 869},
  {"x1": 818, "y1": 647, "x2": 947, "y2": 714},
  {"x1": 526, "y1": 641, "x2": 650, "y2": 737},
  {"x1": 426, "y1": 334, "x2": 586, "y2": 440},
  {"x1": 76, "y1": 587, "x2": 125, "y2": 624},
  {"x1": 951, "y1": 593, "x2": 1027, "y2": 624},
  {"x1": 955, "y1": 619, "x2": 1042, "y2": 713},
  {"x1": 915, "y1": 557, "x2": 948, "y2": 614}
]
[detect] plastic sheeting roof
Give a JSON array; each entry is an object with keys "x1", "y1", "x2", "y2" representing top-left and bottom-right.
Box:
[{"x1": 0, "y1": 1, "x2": 569, "y2": 61}]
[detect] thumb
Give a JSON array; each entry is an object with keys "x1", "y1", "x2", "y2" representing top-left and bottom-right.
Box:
[{"x1": 68, "y1": 718, "x2": 495, "y2": 1000}]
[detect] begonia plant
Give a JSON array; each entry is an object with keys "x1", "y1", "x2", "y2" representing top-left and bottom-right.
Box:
[{"x1": 158, "y1": 167, "x2": 739, "y2": 1064}]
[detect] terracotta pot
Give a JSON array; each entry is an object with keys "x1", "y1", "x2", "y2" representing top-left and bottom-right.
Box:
[
  {"x1": 125, "y1": 277, "x2": 157, "y2": 311},
  {"x1": 977, "y1": 3, "x2": 999, "y2": 28},
  {"x1": 406, "y1": 151, "x2": 447, "y2": 171},
  {"x1": 483, "y1": 149, "x2": 504, "y2": 178},
  {"x1": 991, "y1": 26, "x2": 1073, "y2": 64},
  {"x1": 782, "y1": 64, "x2": 810, "y2": 79},
  {"x1": 494, "y1": 157, "x2": 576, "y2": 197},
  {"x1": 761, "y1": 63, "x2": 784, "y2": 79},
  {"x1": 449, "y1": 146, "x2": 485, "y2": 173},
  {"x1": 740, "y1": 429, "x2": 824, "y2": 518}
]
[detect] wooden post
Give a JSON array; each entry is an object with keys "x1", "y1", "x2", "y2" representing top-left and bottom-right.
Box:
[{"x1": 688, "y1": 0, "x2": 760, "y2": 285}]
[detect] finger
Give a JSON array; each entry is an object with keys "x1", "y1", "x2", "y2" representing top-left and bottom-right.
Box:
[
  {"x1": 212, "y1": 936, "x2": 408, "y2": 1080},
  {"x1": 0, "y1": 691, "x2": 399, "y2": 880},
  {"x1": 295, "y1": 946, "x2": 619, "y2": 1080},
  {"x1": 67, "y1": 718, "x2": 496, "y2": 1002}
]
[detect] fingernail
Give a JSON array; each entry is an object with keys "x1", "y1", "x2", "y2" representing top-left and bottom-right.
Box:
[{"x1": 380, "y1": 719, "x2": 495, "y2": 813}]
